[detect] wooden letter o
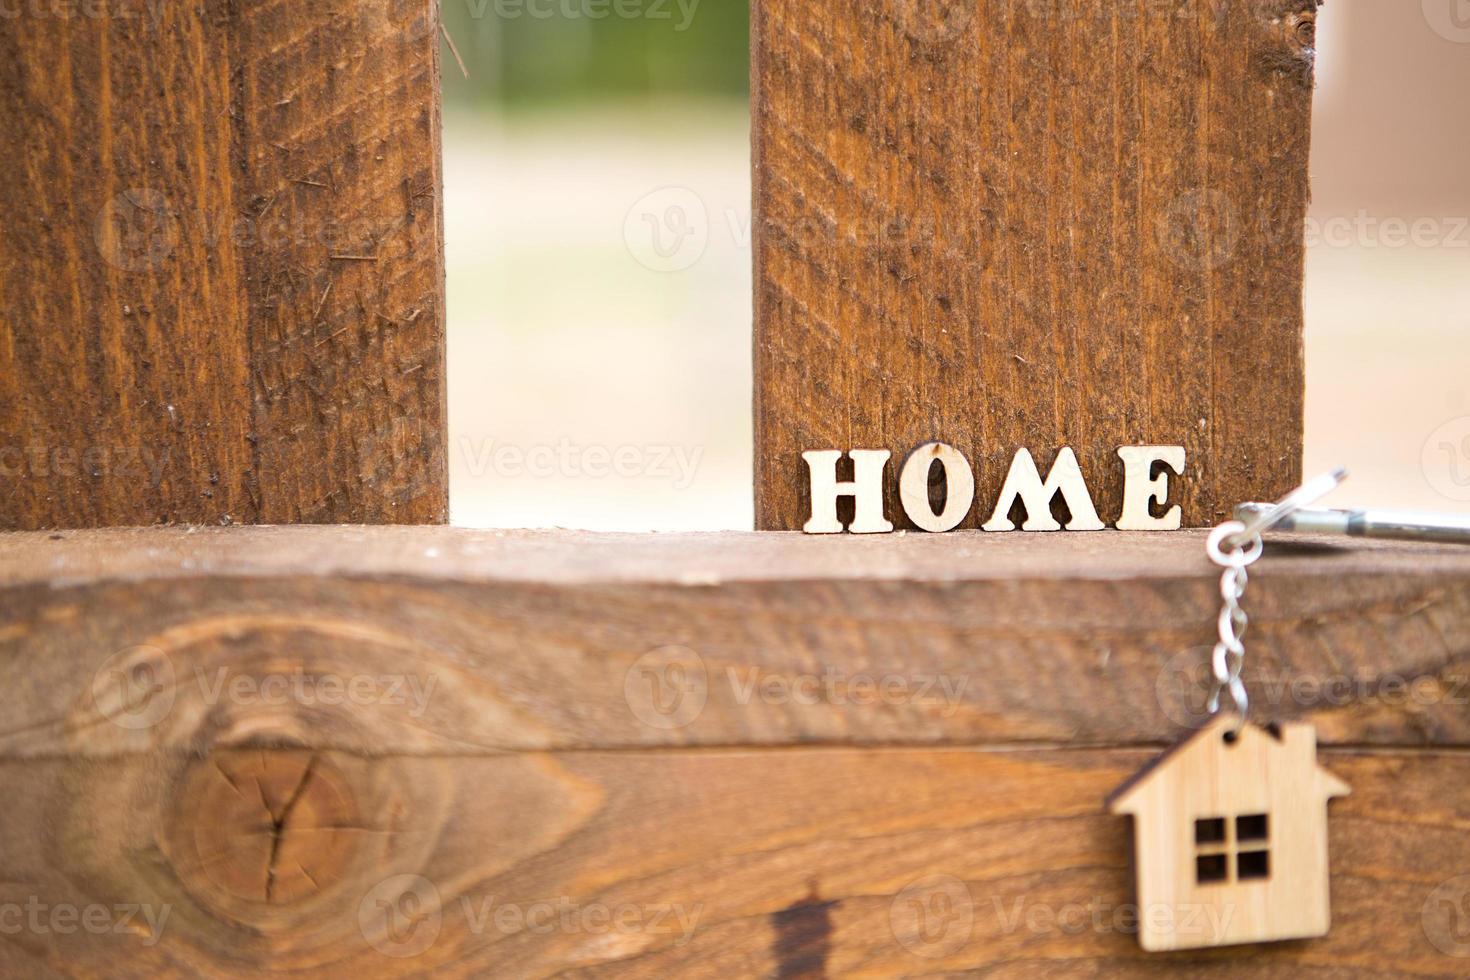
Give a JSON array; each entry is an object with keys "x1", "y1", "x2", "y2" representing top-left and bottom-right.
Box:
[{"x1": 899, "y1": 443, "x2": 975, "y2": 532}]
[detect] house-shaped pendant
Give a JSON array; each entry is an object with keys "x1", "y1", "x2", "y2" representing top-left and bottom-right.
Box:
[{"x1": 1108, "y1": 717, "x2": 1350, "y2": 951}]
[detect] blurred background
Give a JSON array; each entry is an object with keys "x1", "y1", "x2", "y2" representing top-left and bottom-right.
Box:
[{"x1": 443, "y1": 1, "x2": 1470, "y2": 530}]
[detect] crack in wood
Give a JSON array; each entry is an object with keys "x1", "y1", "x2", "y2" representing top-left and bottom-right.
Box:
[{"x1": 263, "y1": 753, "x2": 318, "y2": 904}]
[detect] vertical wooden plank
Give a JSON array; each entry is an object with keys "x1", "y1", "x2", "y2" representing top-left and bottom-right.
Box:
[
  {"x1": 1220, "y1": 1, "x2": 1317, "y2": 504},
  {"x1": 753, "y1": 0, "x2": 1318, "y2": 530},
  {"x1": 0, "y1": 0, "x2": 446, "y2": 530},
  {"x1": 232, "y1": 0, "x2": 447, "y2": 524},
  {"x1": 0, "y1": 3, "x2": 251, "y2": 529}
]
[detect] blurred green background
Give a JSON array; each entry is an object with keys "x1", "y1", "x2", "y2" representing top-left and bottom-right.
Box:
[
  {"x1": 440, "y1": 0, "x2": 749, "y2": 106},
  {"x1": 442, "y1": 0, "x2": 756, "y2": 531}
]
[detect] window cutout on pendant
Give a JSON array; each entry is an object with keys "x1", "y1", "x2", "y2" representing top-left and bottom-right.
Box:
[
  {"x1": 1236, "y1": 813, "x2": 1269, "y2": 842},
  {"x1": 1196, "y1": 852, "x2": 1229, "y2": 884},
  {"x1": 1238, "y1": 849, "x2": 1271, "y2": 880},
  {"x1": 1195, "y1": 817, "x2": 1227, "y2": 845}
]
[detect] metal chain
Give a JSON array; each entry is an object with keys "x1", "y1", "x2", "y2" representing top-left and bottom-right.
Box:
[{"x1": 1205, "y1": 522, "x2": 1264, "y2": 726}]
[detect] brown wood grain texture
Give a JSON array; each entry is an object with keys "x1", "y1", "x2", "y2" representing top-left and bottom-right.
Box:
[
  {"x1": 5, "y1": 527, "x2": 1470, "y2": 755},
  {"x1": 0, "y1": 747, "x2": 1466, "y2": 977},
  {"x1": 753, "y1": 0, "x2": 1319, "y2": 530},
  {"x1": 0, "y1": 0, "x2": 447, "y2": 530},
  {"x1": 2, "y1": 527, "x2": 1469, "y2": 975}
]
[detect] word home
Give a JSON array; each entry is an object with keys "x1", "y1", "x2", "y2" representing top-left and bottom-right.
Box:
[{"x1": 803, "y1": 444, "x2": 1186, "y2": 534}]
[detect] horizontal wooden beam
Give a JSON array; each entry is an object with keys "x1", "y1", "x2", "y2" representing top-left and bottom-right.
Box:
[
  {"x1": 4, "y1": 527, "x2": 1470, "y2": 756},
  {"x1": 3, "y1": 528, "x2": 1468, "y2": 974},
  {"x1": 0, "y1": 745, "x2": 1464, "y2": 976}
]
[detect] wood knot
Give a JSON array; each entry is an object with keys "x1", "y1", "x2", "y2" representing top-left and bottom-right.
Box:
[
  {"x1": 1258, "y1": 5, "x2": 1318, "y2": 88},
  {"x1": 1287, "y1": 9, "x2": 1316, "y2": 51},
  {"x1": 171, "y1": 751, "x2": 360, "y2": 909}
]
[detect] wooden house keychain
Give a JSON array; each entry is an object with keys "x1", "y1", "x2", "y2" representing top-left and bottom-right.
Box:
[
  {"x1": 1110, "y1": 469, "x2": 1470, "y2": 950},
  {"x1": 1109, "y1": 469, "x2": 1378, "y2": 952}
]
